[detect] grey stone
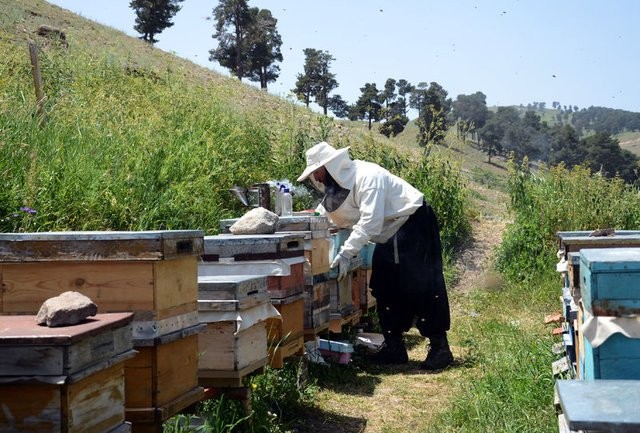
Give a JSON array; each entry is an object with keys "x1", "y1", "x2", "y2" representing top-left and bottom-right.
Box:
[
  {"x1": 36, "y1": 291, "x2": 98, "y2": 327},
  {"x1": 229, "y1": 207, "x2": 279, "y2": 235}
]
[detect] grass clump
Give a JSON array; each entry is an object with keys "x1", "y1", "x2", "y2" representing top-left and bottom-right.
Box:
[{"x1": 496, "y1": 158, "x2": 640, "y2": 280}]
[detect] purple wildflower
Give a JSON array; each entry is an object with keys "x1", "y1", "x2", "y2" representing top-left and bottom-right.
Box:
[{"x1": 20, "y1": 206, "x2": 37, "y2": 215}]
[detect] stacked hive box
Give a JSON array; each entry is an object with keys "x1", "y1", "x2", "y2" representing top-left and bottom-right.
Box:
[
  {"x1": 277, "y1": 216, "x2": 333, "y2": 339},
  {"x1": 0, "y1": 312, "x2": 135, "y2": 433},
  {"x1": 355, "y1": 242, "x2": 376, "y2": 314},
  {"x1": 199, "y1": 233, "x2": 307, "y2": 368},
  {"x1": 556, "y1": 230, "x2": 640, "y2": 377},
  {"x1": 197, "y1": 275, "x2": 279, "y2": 387},
  {"x1": 0, "y1": 231, "x2": 205, "y2": 433},
  {"x1": 327, "y1": 228, "x2": 361, "y2": 332},
  {"x1": 579, "y1": 247, "x2": 640, "y2": 379}
]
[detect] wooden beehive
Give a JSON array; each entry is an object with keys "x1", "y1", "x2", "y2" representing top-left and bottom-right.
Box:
[
  {"x1": 580, "y1": 247, "x2": 640, "y2": 316},
  {"x1": 0, "y1": 313, "x2": 135, "y2": 433},
  {"x1": 0, "y1": 231, "x2": 203, "y2": 326},
  {"x1": 0, "y1": 231, "x2": 205, "y2": 432},
  {"x1": 202, "y1": 233, "x2": 304, "y2": 261},
  {"x1": 197, "y1": 274, "x2": 276, "y2": 386},
  {"x1": 198, "y1": 301, "x2": 276, "y2": 387},
  {"x1": 124, "y1": 327, "x2": 203, "y2": 428},
  {"x1": 266, "y1": 294, "x2": 305, "y2": 368},
  {"x1": 303, "y1": 273, "x2": 331, "y2": 332}
]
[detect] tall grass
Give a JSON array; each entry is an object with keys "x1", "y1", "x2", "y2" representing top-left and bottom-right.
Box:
[
  {"x1": 1, "y1": 35, "x2": 469, "y2": 253},
  {"x1": 496, "y1": 158, "x2": 640, "y2": 280},
  {"x1": 428, "y1": 272, "x2": 559, "y2": 432}
]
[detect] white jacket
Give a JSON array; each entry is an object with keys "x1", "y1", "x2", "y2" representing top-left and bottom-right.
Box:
[{"x1": 316, "y1": 155, "x2": 423, "y2": 258}]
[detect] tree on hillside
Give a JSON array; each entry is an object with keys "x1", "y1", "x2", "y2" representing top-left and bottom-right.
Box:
[
  {"x1": 130, "y1": 0, "x2": 184, "y2": 44},
  {"x1": 209, "y1": 0, "x2": 252, "y2": 80},
  {"x1": 396, "y1": 79, "x2": 414, "y2": 117},
  {"x1": 548, "y1": 125, "x2": 584, "y2": 168},
  {"x1": 381, "y1": 78, "x2": 397, "y2": 108},
  {"x1": 415, "y1": 82, "x2": 452, "y2": 147},
  {"x1": 451, "y1": 91, "x2": 489, "y2": 141},
  {"x1": 409, "y1": 82, "x2": 428, "y2": 117},
  {"x1": 245, "y1": 8, "x2": 283, "y2": 90},
  {"x1": 292, "y1": 49, "x2": 338, "y2": 115},
  {"x1": 582, "y1": 132, "x2": 638, "y2": 183},
  {"x1": 328, "y1": 94, "x2": 349, "y2": 118},
  {"x1": 350, "y1": 83, "x2": 382, "y2": 130},
  {"x1": 477, "y1": 106, "x2": 519, "y2": 163}
]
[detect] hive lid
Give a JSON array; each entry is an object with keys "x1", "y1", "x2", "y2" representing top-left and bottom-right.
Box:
[
  {"x1": 580, "y1": 247, "x2": 640, "y2": 272},
  {"x1": 0, "y1": 312, "x2": 134, "y2": 345},
  {"x1": 0, "y1": 230, "x2": 204, "y2": 261}
]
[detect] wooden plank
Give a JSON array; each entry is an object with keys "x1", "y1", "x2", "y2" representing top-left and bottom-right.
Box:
[
  {"x1": 197, "y1": 275, "x2": 268, "y2": 300},
  {"x1": 153, "y1": 256, "x2": 198, "y2": 317},
  {"x1": 0, "y1": 313, "x2": 134, "y2": 377},
  {"x1": 0, "y1": 382, "x2": 61, "y2": 432},
  {"x1": 1, "y1": 262, "x2": 156, "y2": 314},
  {"x1": 202, "y1": 233, "x2": 304, "y2": 259},
  {"x1": 0, "y1": 231, "x2": 203, "y2": 262},
  {"x1": 67, "y1": 363, "x2": 126, "y2": 433},
  {"x1": 267, "y1": 262, "x2": 305, "y2": 299},
  {"x1": 155, "y1": 334, "x2": 199, "y2": 407},
  {"x1": 198, "y1": 321, "x2": 267, "y2": 371},
  {"x1": 0, "y1": 361, "x2": 128, "y2": 433},
  {"x1": 266, "y1": 297, "x2": 304, "y2": 344},
  {"x1": 198, "y1": 358, "x2": 268, "y2": 388},
  {"x1": 556, "y1": 379, "x2": 640, "y2": 432}
]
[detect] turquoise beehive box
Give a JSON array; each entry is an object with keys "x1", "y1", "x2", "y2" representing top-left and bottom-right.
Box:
[{"x1": 580, "y1": 247, "x2": 640, "y2": 316}]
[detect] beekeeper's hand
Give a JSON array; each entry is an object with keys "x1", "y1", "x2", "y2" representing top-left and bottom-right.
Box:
[{"x1": 330, "y1": 252, "x2": 350, "y2": 281}]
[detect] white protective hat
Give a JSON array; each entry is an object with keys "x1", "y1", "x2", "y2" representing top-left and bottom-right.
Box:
[{"x1": 297, "y1": 142, "x2": 350, "y2": 182}]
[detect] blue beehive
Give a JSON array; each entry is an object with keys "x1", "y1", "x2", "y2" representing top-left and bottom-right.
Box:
[
  {"x1": 582, "y1": 331, "x2": 640, "y2": 380},
  {"x1": 580, "y1": 248, "x2": 640, "y2": 316}
]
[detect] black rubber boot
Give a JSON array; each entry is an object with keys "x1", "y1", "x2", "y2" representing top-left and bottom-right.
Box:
[
  {"x1": 368, "y1": 333, "x2": 409, "y2": 365},
  {"x1": 420, "y1": 333, "x2": 453, "y2": 371}
]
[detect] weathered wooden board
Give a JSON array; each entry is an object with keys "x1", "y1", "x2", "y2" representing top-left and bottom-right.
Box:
[
  {"x1": 303, "y1": 278, "x2": 331, "y2": 331},
  {"x1": 556, "y1": 379, "x2": 640, "y2": 432},
  {"x1": 198, "y1": 321, "x2": 267, "y2": 372},
  {"x1": 0, "y1": 230, "x2": 203, "y2": 262},
  {"x1": 124, "y1": 332, "x2": 200, "y2": 410},
  {"x1": 267, "y1": 262, "x2": 304, "y2": 299},
  {"x1": 197, "y1": 274, "x2": 268, "y2": 300},
  {"x1": 0, "y1": 313, "x2": 133, "y2": 377},
  {"x1": 267, "y1": 295, "x2": 304, "y2": 345},
  {"x1": 198, "y1": 292, "x2": 270, "y2": 312},
  {"x1": 304, "y1": 238, "x2": 330, "y2": 276},
  {"x1": 202, "y1": 233, "x2": 304, "y2": 261},
  {"x1": 0, "y1": 362, "x2": 128, "y2": 433},
  {"x1": 0, "y1": 256, "x2": 197, "y2": 322},
  {"x1": 329, "y1": 273, "x2": 355, "y2": 316},
  {"x1": 557, "y1": 230, "x2": 640, "y2": 258}
]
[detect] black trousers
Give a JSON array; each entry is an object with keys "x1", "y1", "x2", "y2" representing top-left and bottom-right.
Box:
[{"x1": 369, "y1": 201, "x2": 451, "y2": 337}]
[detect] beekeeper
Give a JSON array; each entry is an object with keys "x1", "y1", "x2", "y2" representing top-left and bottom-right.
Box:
[{"x1": 297, "y1": 141, "x2": 454, "y2": 371}]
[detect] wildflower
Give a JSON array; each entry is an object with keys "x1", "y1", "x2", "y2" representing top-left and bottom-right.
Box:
[{"x1": 20, "y1": 206, "x2": 37, "y2": 215}]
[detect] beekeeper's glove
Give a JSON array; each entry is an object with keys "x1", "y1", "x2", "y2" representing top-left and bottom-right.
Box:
[{"x1": 330, "y1": 252, "x2": 350, "y2": 281}]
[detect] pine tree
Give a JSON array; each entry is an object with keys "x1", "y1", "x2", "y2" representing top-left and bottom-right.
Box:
[{"x1": 130, "y1": 0, "x2": 184, "y2": 44}]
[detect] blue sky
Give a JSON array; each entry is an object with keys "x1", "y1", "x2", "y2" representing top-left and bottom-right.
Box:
[{"x1": 47, "y1": 0, "x2": 640, "y2": 114}]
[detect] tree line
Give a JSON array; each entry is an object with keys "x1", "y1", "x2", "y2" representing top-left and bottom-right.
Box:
[{"x1": 129, "y1": 0, "x2": 640, "y2": 182}]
